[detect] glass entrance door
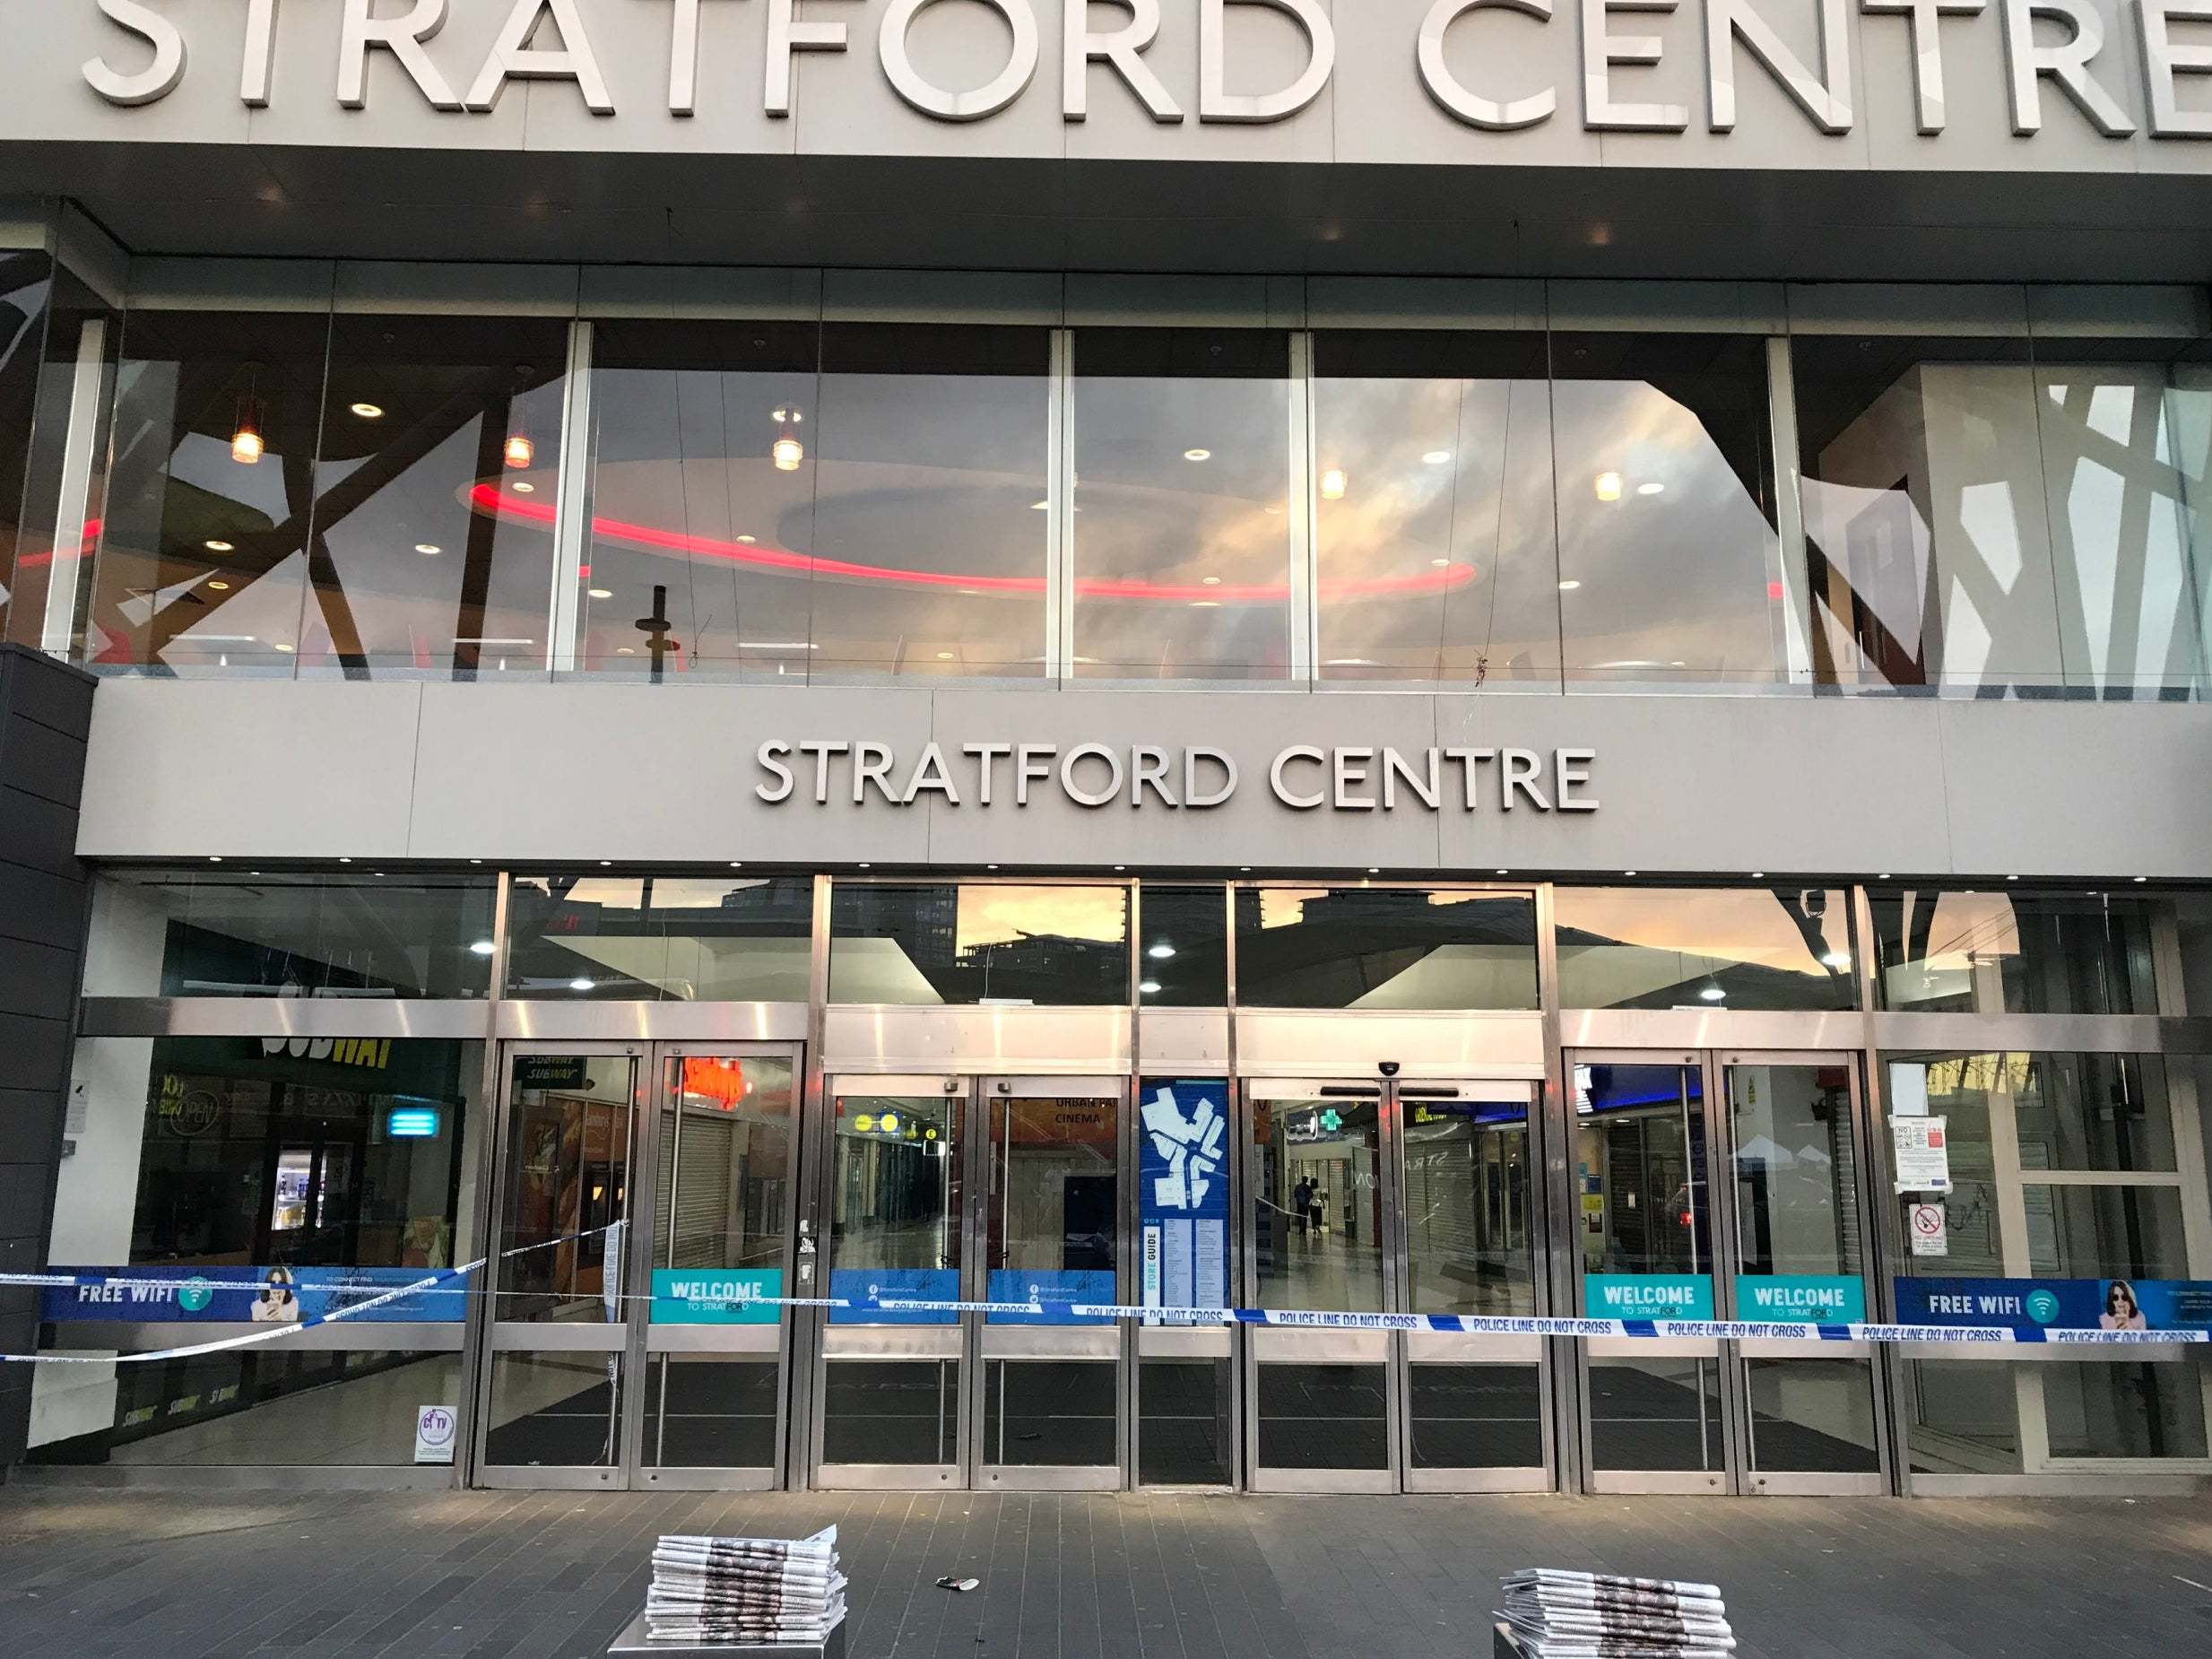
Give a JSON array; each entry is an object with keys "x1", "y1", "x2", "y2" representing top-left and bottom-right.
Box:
[
  {"x1": 473, "y1": 1043, "x2": 802, "y2": 1490},
  {"x1": 1572, "y1": 1050, "x2": 1886, "y2": 1496},
  {"x1": 1245, "y1": 1077, "x2": 1549, "y2": 1494},
  {"x1": 811, "y1": 1074, "x2": 1127, "y2": 1491}
]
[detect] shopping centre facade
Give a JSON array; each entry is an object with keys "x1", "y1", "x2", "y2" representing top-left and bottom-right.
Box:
[{"x1": 3, "y1": 0, "x2": 2212, "y2": 1500}]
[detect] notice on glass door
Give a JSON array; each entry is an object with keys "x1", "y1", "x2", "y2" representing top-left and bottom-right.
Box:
[
  {"x1": 1140, "y1": 1080, "x2": 1230, "y2": 1316},
  {"x1": 1892, "y1": 1116, "x2": 1952, "y2": 1193}
]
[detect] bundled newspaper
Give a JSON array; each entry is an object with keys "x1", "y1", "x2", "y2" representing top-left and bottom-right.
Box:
[
  {"x1": 1498, "y1": 1568, "x2": 1734, "y2": 1658},
  {"x1": 646, "y1": 1525, "x2": 847, "y2": 1646}
]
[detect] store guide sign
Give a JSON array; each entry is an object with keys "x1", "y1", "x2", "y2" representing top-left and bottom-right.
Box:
[
  {"x1": 755, "y1": 741, "x2": 1599, "y2": 813},
  {"x1": 74, "y1": 0, "x2": 2212, "y2": 143}
]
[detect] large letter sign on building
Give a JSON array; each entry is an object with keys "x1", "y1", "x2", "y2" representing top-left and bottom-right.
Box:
[{"x1": 1140, "y1": 1080, "x2": 1231, "y2": 1316}]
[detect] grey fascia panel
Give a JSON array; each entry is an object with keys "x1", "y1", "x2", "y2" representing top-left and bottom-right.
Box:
[
  {"x1": 2026, "y1": 284, "x2": 2211, "y2": 342},
  {"x1": 1306, "y1": 277, "x2": 1544, "y2": 332},
  {"x1": 1784, "y1": 282, "x2": 2031, "y2": 337},
  {"x1": 1064, "y1": 274, "x2": 1279, "y2": 328},
  {"x1": 54, "y1": 206, "x2": 126, "y2": 308},
  {"x1": 822, "y1": 269, "x2": 1063, "y2": 326},
  {"x1": 578, "y1": 265, "x2": 823, "y2": 320},
  {"x1": 126, "y1": 258, "x2": 337, "y2": 313},
  {"x1": 335, "y1": 262, "x2": 581, "y2": 317},
  {"x1": 1546, "y1": 280, "x2": 1786, "y2": 334}
]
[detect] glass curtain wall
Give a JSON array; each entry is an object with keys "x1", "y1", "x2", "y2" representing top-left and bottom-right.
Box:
[{"x1": 0, "y1": 248, "x2": 54, "y2": 644}]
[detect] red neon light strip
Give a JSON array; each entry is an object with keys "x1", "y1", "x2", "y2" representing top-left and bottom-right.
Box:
[{"x1": 470, "y1": 484, "x2": 1476, "y2": 603}]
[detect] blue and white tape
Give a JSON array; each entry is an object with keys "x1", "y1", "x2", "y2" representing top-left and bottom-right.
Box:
[{"x1": 4, "y1": 1272, "x2": 2205, "y2": 1364}]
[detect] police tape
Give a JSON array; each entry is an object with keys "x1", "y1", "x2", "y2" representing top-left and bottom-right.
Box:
[{"x1": 4, "y1": 1269, "x2": 2207, "y2": 1364}]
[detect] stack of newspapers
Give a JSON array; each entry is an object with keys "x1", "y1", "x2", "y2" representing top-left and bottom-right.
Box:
[
  {"x1": 646, "y1": 1525, "x2": 847, "y2": 1646},
  {"x1": 1499, "y1": 1569, "x2": 1733, "y2": 1657}
]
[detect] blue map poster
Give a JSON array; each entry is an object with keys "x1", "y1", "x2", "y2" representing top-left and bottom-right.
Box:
[{"x1": 1139, "y1": 1079, "x2": 1231, "y2": 1316}]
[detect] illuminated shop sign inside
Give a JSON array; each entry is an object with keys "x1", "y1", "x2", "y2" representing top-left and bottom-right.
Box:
[
  {"x1": 756, "y1": 740, "x2": 1599, "y2": 812},
  {"x1": 76, "y1": 0, "x2": 2212, "y2": 143}
]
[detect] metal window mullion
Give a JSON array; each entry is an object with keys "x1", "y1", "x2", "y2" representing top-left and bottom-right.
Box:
[
  {"x1": 41, "y1": 317, "x2": 108, "y2": 658},
  {"x1": 1765, "y1": 334, "x2": 1814, "y2": 689},
  {"x1": 1050, "y1": 328, "x2": 1075, "y2": 682},
  {"x1": 1288, "y1": 332, "x2": 1317, "y2": 685},
  {"x1": 548, "y1": 318, "x2": 594, "y2": 677}
]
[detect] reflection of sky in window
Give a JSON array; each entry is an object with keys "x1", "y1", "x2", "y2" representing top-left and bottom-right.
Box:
[
  {"x1": 1557, "y1": 890, "x2": 1845, "y2": 977},
  {"x1": 955, "y1": 886, "x2": 1126, "y2": 952}
]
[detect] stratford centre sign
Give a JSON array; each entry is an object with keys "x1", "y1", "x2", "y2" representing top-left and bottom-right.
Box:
[
  {"x1": 69, "y1": 0, "x2": 2212, "y2": 141},
  {"x1": 753, "y1": 739, "x2": 1600, "y2": 812}
]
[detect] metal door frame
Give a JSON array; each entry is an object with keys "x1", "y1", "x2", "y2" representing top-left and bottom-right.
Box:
[
  {"x1": 470, "y1": 1039, "x2": 804, "y2": 1492},
  {"x1": 807, "y1": 1073, "x2": 1130, "y2": 1491},
  {"x1": 1392, "y1": 1078, "x2": 1556, "y2": 1494},
  {"x1": 1241, "y1": 1076, "x2": 1399, "y2": 1494},
  {"x1": 1567, "y1": 1047, "x2": 1887, "y2": 1497},
  {"x1": 971, "y1": 1073, "x2": 1132, "y2": 1492}
]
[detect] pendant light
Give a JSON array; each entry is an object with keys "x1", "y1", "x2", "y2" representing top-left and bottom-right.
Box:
[
  {"x1": 772, "y1": 406, "x2": 804, "y2": 471},
  {"x1": 504, "y1": 417, "x2": 534, "y2": 470},
  {"x1": 231, "y1": 365, "x2": 265, "y2": 465}
]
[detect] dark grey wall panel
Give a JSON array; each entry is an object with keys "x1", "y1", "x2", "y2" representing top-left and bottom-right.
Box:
[{"x1": 0, "y1": 643, "x2": 92, "y2": 1470}]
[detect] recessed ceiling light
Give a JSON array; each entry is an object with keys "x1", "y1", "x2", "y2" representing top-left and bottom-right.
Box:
[
  {"x1": 2008, "y1": 874, "x2": 2020, "y2": 882},
  {"x1": 208, "y1": 855, "x2": 222, "y2": 863},
  {"x1": 1422, "y1": 450, "x2": 1453, "y2": 465},
  {"x1": 1636, "y1": 482, "x2": 1665, "y2": 496},
  {"x1": 1431, "y1": 558, "x2": 1450, "y2": 568},
  {"x1": 587, "y1": 587, "x2": 612, "y2": 599},
  {"x1": 731, "y1": 861, "x2": 743, "y2": 868},
  {"x1": 1751, "y1": 872, "x2": 1765, "y2": 880},
  {"x1": 937, "y1": 651, "x2": 955, "y2": 660},
  {"x1": 569, "y1": 977, "x2": 596, "y2": 993},
  {"x1": 1594, "y1": 471, "x2": 1623, "y2": 501},
  {"x1": 273, "y1": 642, "x2": 294, "y2": 652},
  {"x1": 469, "y1": 940, "x2": 497, "y2": 956},
  {"x1": 1624, "y1": 870, "x2": 1638, "y2": 877},
  {"x1": 858, "y1": 863, "x2": 871, "y2": 870},
  {"x1": 1183, "y1": 447, "x2": 1211, "y2": 462},
  {"x1": 737, "y1": 534, "x2": 757, "y2": 544},
  {"x1": 1700, "y1": 986, "x2": 1727, "y2": 1002},
  {"x1": 1367, "y1": 866, "x2": 1381, "y2": 874},
  {"x1": 415, "y1": 543, "x2": 441, "y2": 556},
  {"x1": 1149, "y1": 943, "x2": 1176, "y2": 960},
  {"x1": 204, "y1": 539, "x2": 234, "y2": 552},
  {"x1": 1201, "y1": 575, "x2": 1224, "y2": 586},
  {"x1": 1496, "y1": 868, "x2": 1509, "y2": 876},
  {"x1": 351, "y1": 403, "x2": 384, "y2": 420},
  {"x1": 1030, "y1": 500, "x2": 1050, "y2": 510},
  {"x1": 617, "y1": 647, "x2": 636, "y2": 655},
  {"x1": 511, "y1": 481, "x2": 535, "y2": 494},
  {"x1": 207, "y1": 580, "x2": 231, "y2": 592},
  {"x1": 1191, "y1": 600, "x2": 1220, "y2": 608},
  {"x1": 1558, "y1": 579, "x2": 1582, "y2": 591},
  {"x1": 338, "y1": 856, "x2": 351, "y2": 864},
  {"x1": 2134, "y1": 874, "x2": 2149, "y2": 883},
  {"x1": 1139, "y1": 979, "x2": 1162, "y2": 995}
]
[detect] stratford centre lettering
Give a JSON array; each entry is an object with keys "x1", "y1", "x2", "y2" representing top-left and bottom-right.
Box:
[
  {"x1": 70, "y1": 0, "x2": 2212, "y2": 142},
  {"x1": 753, "y1": 740, "x2": 1600, "y2": 812}
]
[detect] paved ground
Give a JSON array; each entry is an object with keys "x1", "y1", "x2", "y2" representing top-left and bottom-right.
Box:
[{"x1": 2, "y1": 1485, "x2": 2209, "y2": 1659}]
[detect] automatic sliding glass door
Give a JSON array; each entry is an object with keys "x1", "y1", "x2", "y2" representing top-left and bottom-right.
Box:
[{"x1": 1571, "y1": 1051, "x2": 1885, "y2": 1496}]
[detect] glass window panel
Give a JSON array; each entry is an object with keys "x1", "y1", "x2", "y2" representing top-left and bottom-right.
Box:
[
  {"x1": 1556, "y1": 886, "x2": 1855, "y2": 1011},
  {"x1": 303, "y1": 314, "x2": 568, "y2": 680},
  {"x1": 2044, "y1": 1362, "x2": 2208, "y2": 1459},
  {"x1": 25, "y1": 1351, "x2": 464, "y2": 1468},
  {"x1": 811, "y1": 324, "x2": 1050, "y2": 678},
  {"x1": 495, "y1": 1053, "x2": 637, "y2": 1324},
  {"x1": 484, "y1": 1352, "x2": 621, "y2": 1467},
  {"x1": 1231, "y1": 887, "x2": 1538, "y2": 1010},
  {"x1": 983, "y1": 1359, "x2": 1117, "y2": 1466},
  {"x1": 1728, "y1": 1064, "x2": 1861, "y2": 1278},
  {"x1": 1404, "y1": 1096, "x2": 1534, "y2": 1316},
  {"x1": 1406, "y1": 1363, "x2": 1544, "y2": 1469},
  {"x1": 0, "y1": 250, "x2": 54, "y2": 645},
  {"x1": 580, "y1": 319, "x2": 820, "y2": 680},
  {"x1": 987, "y1": 1093, "x2": 1117, "y2": 1325},
  {"x1": 1312, "y1": 331, "x2": 1558, "y2": 687},
  {"x1": 1904, "y1": 1359, "x2": 2022, "y2": 1474},
  {"x1": 1872, "y1": 889, "x2": 2161, "y2": 1014},
  {"x1": 2014, "y1": 1053, "x2": 2177, "y2": 1175},
  {"x1": 1137, "y1": 884, "x2": 1227, "y2": 1007},
  {"x1": 2026, "y1": 1186, "x2": 2191, "y2": 1281},
  {"x1": 47, "y1": 1035, "x2": 484, "y2": 1273},
  {"x1": 1138, "y1": 1358, "x2": 1234, "y2": 1486},
  {"x1": 1550, "y1": 333, "x2": 1788, "y2": 691},
  {"x1": 2166, "y1": 362, "x2": 2212, "y2": 697},
  {"x1": 644, "y1": 1355, "x2": 780, "y2": 1469},
  {"x1": 1071, "y1": 328, "x2": 1293, "y2": 682},
  {"x1": 86, "y1": 868, "x2": 496, "y2": 999},
  {"x1": 506, "y1": 874, "x2": 814, "y2": 1001},
  {"x1": 1794, "y1": 335, "x2": 2077, "y2": 698},
  {"x1": 1746, "y1": 1357, "x2": 1880, "y2": 1474},
  {"x1": 1253, "y1": 1093, "x2": 1385, "y2": 1313},
  {"x1": 828, "y1": 1091, "x2": 960, "y2": 1325},
  {"x1": 88, "y1": 308, "x2": 328, "y2": 674},
  {"x1": 828, "y1": 882, "x2": 1130, "y2": 1005},
  {"x1": 655, "y1": 1056, "x2": 794, "y2": 1278},
  {"x1": 1255, "y1": 1364, "x2": 1389, "y2": 1470},
  {"x1": 821, "y1": 1359, "x2": 959, "y2": 1465},
  {"x1": 1576, "y1": 1064, "x2": 1712, "y2": 1281},
  {"x1": 1894, "y1": 1053, "x2": 2006, "y2": 1277},
  {"x1": 1587, "y1": 1357, "x2": 1725, "y2": 1473},
  {"x1": 2035, "y1": 360, "x2": 2209, "y2": 699}
]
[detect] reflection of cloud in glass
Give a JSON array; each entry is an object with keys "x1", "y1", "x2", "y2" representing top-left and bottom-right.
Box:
[
  {"x1": 955, "y1": 886, "x2": 1127, "y2": 951},
  {"x1": 1558, "y1": 889, "x2": 1844, "y2": 977}
]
